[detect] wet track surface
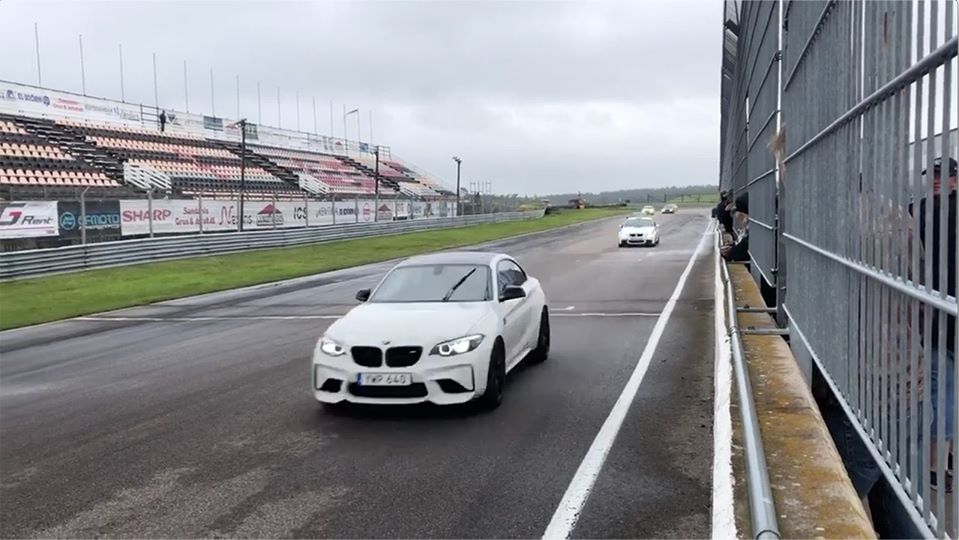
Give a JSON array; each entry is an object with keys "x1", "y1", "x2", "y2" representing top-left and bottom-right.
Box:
[{"x1": 0, "y1": 211, "x2": 716, "y2": 538}]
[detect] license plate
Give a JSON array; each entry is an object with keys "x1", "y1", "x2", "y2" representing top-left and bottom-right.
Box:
[{"x1": 358, "y1": 373, "x2": 412, "y2": 386}]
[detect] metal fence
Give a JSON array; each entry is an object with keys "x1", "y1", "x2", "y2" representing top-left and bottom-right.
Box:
[
  {"x1": 720, "y1": 0, "x2": 957, "y2": 537},
  {"x1": 0, "y1": 210, "x2": 544, "y2": 280}
]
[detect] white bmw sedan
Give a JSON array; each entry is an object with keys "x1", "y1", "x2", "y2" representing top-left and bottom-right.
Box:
[
  {"x1": 312, "y1": 252, "x2": 549, "y2": 409},
  {"x1": 618, "y1": 216, "x2": 660, "y2": 247}
]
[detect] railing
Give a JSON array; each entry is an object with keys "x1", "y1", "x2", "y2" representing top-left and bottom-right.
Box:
[
  {"x1": 0, "y1": 210, "x2": 544, "y2": 280},
  {"x1": 720, "y1": 0, "x2": 958, "y2": 537},
  {"x1": 718, "y1": 230, "x2": 781, "y2": 540},
  {"x1": 295, "y1": 172, "x2": 327, "y2": 195},
  {"x1": 123, "y1": 162, "x2": 172, "y2": 191}
]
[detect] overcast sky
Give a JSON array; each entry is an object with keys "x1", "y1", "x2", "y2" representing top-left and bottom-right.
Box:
[{"x1": 0, "y1": 0, "x2": 721, "y2": 195}]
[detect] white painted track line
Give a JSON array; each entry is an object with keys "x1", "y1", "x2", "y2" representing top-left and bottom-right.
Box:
[
  {"x1": 542, "y1": 222, "x2": 713, "y2": 539},
  {"x1": 711, "y1": 229, "x2": 737, "y2": 538},
  {"x1": 552, "y1": 312, "x2": 660, "y2": 318},
  {"x1": 76, "y1": 312, "x2": 662, "y2": 323},
  {"x1": 75, "y1": 315, "x2": 343, "y2": 322}
]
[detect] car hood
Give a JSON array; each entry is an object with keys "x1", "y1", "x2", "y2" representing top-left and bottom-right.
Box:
[
  {"x1": 325, "y1": 302, "x2": 495, "y2": 346},
  {"x1": 621, "y1": 226, "x2": 655, "y2": 234}
]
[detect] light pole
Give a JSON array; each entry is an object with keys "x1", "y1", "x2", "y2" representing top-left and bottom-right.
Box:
[
  {"x1": 344, "y1": 108, "x2": 358, "y2": 154},
  {"x1": 452, "y1": 156, "x2": 461, "y2": 216},
  {"x1": 374, "y1": 146, "x2": 380, "y2": 221},
  {"x1": 236, "y1": 119, "x2": 247, "y2": 231}
]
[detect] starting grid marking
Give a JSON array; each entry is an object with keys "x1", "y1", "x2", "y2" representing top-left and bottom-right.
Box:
[
  {"x1": 552, "y1": 312, "x2": 660, "y2": 318},
  {"x1": 75, "y1": 315, "x2": 344, "y2": 322},
  {"x1": 75, "y1": 312, "x2": 662, "y2": 323}
]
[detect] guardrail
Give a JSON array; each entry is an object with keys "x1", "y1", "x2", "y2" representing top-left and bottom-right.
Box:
[
  {"x1": 0, "y1": 210, "x2": 544, "y2": 280},
  {"x1": 718, "y1": 230, "x2": 781, "y2": 540}
]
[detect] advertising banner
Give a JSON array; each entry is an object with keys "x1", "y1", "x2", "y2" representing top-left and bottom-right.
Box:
[
  {"x1": 57, "y1": 201, "x2": 121, "y2": 239},
  {"x1": 119, "y1": 199, "x2": 312, "y2": 236},
  {"x1": 376, "y1": 202, "x2": 394, "y2": 221},
  {"x1": 311, "y1": 201, "x2": 335, "y2": 226},
  {"x1": 0, "y1": 82, "x2": 371, "y2": 159},
  {"x1": 202, "y1": 116, "x2": 223, "y2": 132},
  {"x1": 333, "y1": 199, "x2": 359, "y2": 223},
  {"x1": 394, "y1": 200, "x2": 411, "y2": 219},
  {"x1": 165, "y1": 111, "x2": 205, "y2": 134},
  {"x1": 356, "y1": 199, "x2": 376, "y2": 223},
  {"x1": 0, "y1": 82, "x2": 142, "y2": 125},
  {"x1": 0, "y1": 201, "x2": 59, "y2": 239},
  {"x1": 246, "y1": 201, "x2": 308, "y2": 229},
  {"x1": 412, "y1": 201, "x2": 426, "y2": 219},
  {"x1": 122, "y1": 199, "x2": 206, "y2": 236}
]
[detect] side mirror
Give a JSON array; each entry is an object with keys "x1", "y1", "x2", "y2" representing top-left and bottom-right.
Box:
[
  {"x1": 500, "y1": 285, "x2": 526, "y2": 302},
  {"x1": 355, "y1": 288, "x2": 371, "y2": 302}
]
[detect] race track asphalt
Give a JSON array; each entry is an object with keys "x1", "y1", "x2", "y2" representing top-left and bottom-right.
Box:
[{"x1": 0, "y1": 210, "x2": 716, "y2": 539}]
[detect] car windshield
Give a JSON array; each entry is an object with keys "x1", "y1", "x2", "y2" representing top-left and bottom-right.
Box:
[
  {"x1": 370, "y1": 264, "x2": 492, "y2": 303},
  {"x1": 624, "y1": 218, "x2": 655, "y2": 227}
]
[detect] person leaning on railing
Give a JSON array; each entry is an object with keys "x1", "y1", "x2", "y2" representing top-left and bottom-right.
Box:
[
  {"x1": 720, "y1": 193, "x2": 749, "y2": 262},
  {"x1": 715, "y1": 190, "x2": 735, "y2": 236}
]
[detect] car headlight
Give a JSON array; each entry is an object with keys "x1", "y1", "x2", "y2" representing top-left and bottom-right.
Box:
[
  {"x1": 430, "y1": 334, "x2": 484, "y2": 357},
  {"x1": 319, "y1": 337, "x2": 346, "y2": 357}
]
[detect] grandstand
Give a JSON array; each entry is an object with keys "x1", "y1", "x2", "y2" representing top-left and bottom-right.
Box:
[
  {"x1": 248, "y1": 144, "x2": 388, "y2": 195},
  {"x1": 0, "y1": 83, "x2": 456, "y2": 203},
  {"x1": 0, "y1": 115, "x2": 122, "y2": 192}
]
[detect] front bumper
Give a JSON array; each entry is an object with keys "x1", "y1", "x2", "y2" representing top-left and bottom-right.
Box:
[
  {"x1": 312, "y1": 345, "x2": 490, "y2": 405},
  {"x1": 620, "y1": 235, "x2": 654, "y2": 245}
]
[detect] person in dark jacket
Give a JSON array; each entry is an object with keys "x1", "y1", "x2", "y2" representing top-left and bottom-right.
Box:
[
  {"x1": 908, "y1": 156, "x2": 956, "y2": 493},
  {"x1": 722, "y1": 193, "x2": 749, "y2": 262},
  {"x1": 712, "y1": 190, "x2": 727, "y2": 218},
  {"x1": 716, "y1": 191, "x2": 735, "y2": 235}
]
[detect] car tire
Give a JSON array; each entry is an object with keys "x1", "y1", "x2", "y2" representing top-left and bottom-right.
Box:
[
  {"x1": 479, "y1": 340, "x2": 506, "y2": 410},
  {"x1": 530, "y1": 308, "x2": 550, "y2": 363},
  {"x1": 618, "y1": 241, "x2": 626, "y2": 248}
]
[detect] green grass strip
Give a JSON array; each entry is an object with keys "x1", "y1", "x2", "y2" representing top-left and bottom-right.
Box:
[{"x1": 0, "y1": 208, "x2": 626, "y2": 330}]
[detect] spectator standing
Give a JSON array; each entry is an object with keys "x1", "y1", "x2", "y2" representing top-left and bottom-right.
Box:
[{"x1": 909, "y1": 156, "x2": 956, "y2": 493}]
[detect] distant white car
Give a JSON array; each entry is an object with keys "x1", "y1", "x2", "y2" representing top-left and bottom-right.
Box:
[
  {"x1": 312, "y1": 252, "x2": 549, "y2": 409},
  {"x1": 618, "y1": 216, "x2": 660, "y2": 247},
  {"x1": 640, "y1": 205, "x2": 656, "y2": 216},
  {"x1": 661, "y1": 204, "x2": 678, "y2": 214}
]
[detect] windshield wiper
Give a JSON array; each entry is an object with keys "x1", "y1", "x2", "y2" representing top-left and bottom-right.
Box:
[{"x1": 442, "y1": 268, "x2": 477, "y2": 302}]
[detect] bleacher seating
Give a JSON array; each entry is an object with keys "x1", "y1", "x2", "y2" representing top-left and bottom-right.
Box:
[
  {"x1": 250, "y1": 145, "x2": 385, "y2": 195},
  {"x1": 57, "y1": 119, "x2": 296, "y2": 197},
  {"x1": 380, "y1": 157, "x2": 454, "y2": 196},
  {"x1": 0, "y1": 111, "x2": 457, "y2": 200},
  {"x1": 352, "y1": 155, "x2": 411, "y2": 183},
  {"x1": 398, "y1": 182, "x2": 441, "y2": 198},
  {"x1": 0, "y1": 118, "x2": 119, "y2": 188}
]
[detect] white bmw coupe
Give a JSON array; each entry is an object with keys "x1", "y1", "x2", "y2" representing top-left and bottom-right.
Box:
[
  {"x1": 618, "y1": 216, "x2": 660, "y2": 247},
  {"x1": 312, "y1": 252, "x2": 549, "y2": 409}
]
